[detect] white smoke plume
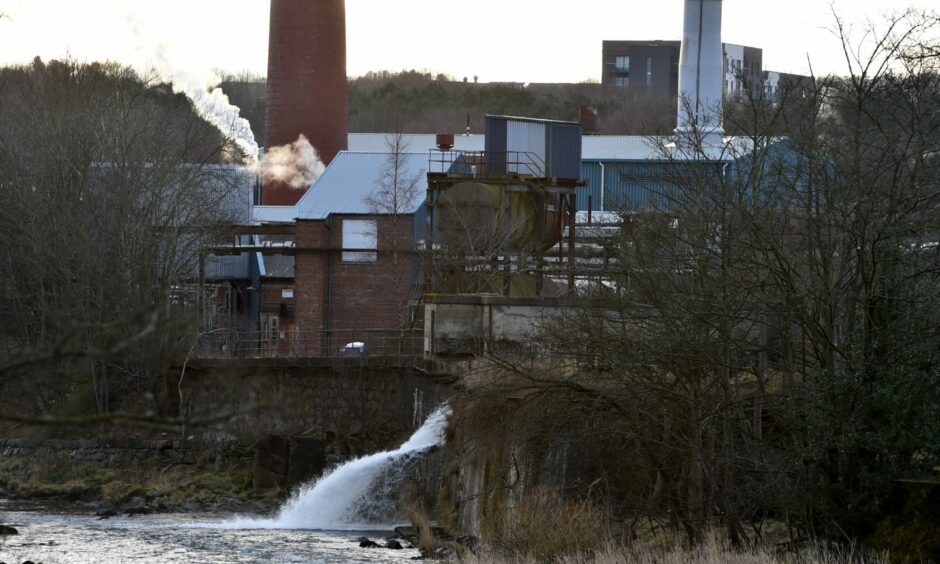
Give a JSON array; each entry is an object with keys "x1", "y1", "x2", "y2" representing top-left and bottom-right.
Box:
[
  {"x1": 123, "y1": 8, "x2": 259, "y2": 164},
  {"x1": 163, "y1": 71, "x2": 260, "y2": 163},
  {"x1": 261, "y1": 135, "x2": 326, "y2": 190}
]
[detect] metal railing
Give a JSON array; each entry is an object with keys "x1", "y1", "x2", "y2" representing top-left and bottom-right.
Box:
[
  {"x1": 429, "y1": 150, "x2": 546, "y2": 178},
  {"x1": 192, "y1": 329, "x2": 424, "y2": 359}
]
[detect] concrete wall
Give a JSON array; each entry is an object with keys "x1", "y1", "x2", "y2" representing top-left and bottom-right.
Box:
[{"x1": 424, "y1": 294, "x2": 576, "y2": 357}]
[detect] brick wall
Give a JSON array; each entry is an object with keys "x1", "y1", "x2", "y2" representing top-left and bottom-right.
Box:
[
  {"x1": 294, "y1": 220, "x2": 330, "y2": 353},
  {"x1": 295, "y1": 215, "x2": 417, "y2": 354}
]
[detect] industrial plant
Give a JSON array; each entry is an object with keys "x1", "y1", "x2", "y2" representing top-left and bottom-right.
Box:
[
  {"x1": 196, "y1": 0, "x2": 777, "y2": 361},
  {"x1": 3, "y1": 0, "x2": 936, "y2": 560}
]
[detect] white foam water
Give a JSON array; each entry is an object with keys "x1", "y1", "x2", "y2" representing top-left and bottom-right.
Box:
[{"x1": 224, "y1": 405, "x2": 450, "y2": 531}]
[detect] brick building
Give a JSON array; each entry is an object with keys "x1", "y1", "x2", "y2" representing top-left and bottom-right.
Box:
[{"x1": 291, "y1": 151, "x2": 429, "y2": 355}]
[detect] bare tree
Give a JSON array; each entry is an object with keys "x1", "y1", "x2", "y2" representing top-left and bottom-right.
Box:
[
  {"x1": 0, "y1": 59, "x2": 247, "y2": 428},
  {"x1": 445, "y1": 8, "x2": 940, "y2": 547}
]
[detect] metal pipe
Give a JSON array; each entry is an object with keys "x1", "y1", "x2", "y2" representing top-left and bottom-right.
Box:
[
  {"x1": 598, "y1": 161, "x2": 606, "y2": 211},
  {"x1": 325, "y1": 216, "x2": 334, "y2": 336}
]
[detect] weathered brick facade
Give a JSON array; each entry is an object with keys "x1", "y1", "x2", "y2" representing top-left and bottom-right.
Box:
[{"x1": 295, "y1": 215, "x2": 417, "y2": 354}]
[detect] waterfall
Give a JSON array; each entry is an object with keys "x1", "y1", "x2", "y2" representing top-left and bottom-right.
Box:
[{"x1": 226, "y1": 405, "x2": 450, "y2": 531}]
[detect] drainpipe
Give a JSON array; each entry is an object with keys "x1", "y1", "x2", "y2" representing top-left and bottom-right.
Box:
[
  {"x1": 325, "y1": 216, "x2": 334, "y2": 335},
  {"x1": 598, "y1": 161, "x2": 606, "y2": 211}
]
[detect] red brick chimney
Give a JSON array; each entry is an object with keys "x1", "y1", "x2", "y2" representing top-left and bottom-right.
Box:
[{"x1": 263, "y1": 0, "x2": 348, "y2": 205}]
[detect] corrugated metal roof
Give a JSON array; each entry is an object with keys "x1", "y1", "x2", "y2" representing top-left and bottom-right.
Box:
[
  {"x1": 261, "y1": 255, "x2": 295, "y2": 279},
  {"x1": 348, "y1": 133, "x2": 484, "y2": 153},
  {"x1": 253, "y1": 205, "x2": 296, "y2": 223},
  {"x1": 581, "y1": 136, "x2": 666, "y2": 160},
  {"x1": 351, "y1": 132, "x2": 649, "y2": 160},
  {"x1": 347, "y1": 133, "x2": 753, "y2": 162},
  {"x1": 295, "y1": 151, "x2": 429, "y2": 220},
  {"x1": 204, "y1": 253, "x2": 250, "y2": 280}
]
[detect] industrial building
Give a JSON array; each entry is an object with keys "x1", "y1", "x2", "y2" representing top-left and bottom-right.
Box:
[{"x1": 196, "y1": 0, "x2": 800, "y2": 358}]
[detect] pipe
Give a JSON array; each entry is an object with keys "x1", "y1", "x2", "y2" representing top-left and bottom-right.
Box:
[
  {"x1": 325, "y1": 216, "x2": 334, "y2": 335},
  {"x1": 598, "y1": 161, "x2": 606, "y2": 212}
]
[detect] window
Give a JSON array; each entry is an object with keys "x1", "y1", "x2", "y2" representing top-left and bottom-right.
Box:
[
  {"x1": 615, "y1": 77, "x2": 630, "y2": 89},
  {"x1": 615, "y1": 56, "x2": 630, "y2": 70},
  {"x1": 342, "y1": 219, "x2": 377, "y2": 262},
  {"x1": 281, "y1": 288, "x2": 294, "y2": 299},
  {"x1": 646, "y1": 57, "x2": 653, "y2": 87}
]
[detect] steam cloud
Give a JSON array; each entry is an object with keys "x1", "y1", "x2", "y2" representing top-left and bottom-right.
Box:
[
  {"x1": 167, "y1": 74, "x2": 260, "y2": 163},
  {"x1": 124, "y1": 8, "x2": 259, "y2": 163},
  {"x1": 261, "y1": 135, "x2": 326, "y2": 190}
]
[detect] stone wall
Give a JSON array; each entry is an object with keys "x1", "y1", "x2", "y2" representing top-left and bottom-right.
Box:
[
  {"x1": 182, "y1": 361, "x2": 449, "y2": 446},
  {"x1": 180, "y1": 360, "x2": 452, "y2": 488},
  {"x1": 0, "y1": 362, "x2": 452, "y2": 493}
]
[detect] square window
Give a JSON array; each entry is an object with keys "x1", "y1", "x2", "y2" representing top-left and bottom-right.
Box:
[
  {"x1": 615, "y1": 56, "x2": 630, "y2": 71},
  {"x1": 342, "y1": 219, "x2": 377, "y2": 262}
]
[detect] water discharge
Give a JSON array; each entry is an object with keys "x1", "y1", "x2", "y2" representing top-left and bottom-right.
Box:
[{"x1": 226, "y1": 404, "x2": 450, "y2": 531}]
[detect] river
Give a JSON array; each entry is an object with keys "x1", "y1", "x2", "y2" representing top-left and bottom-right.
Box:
[{"x1": 0, "y1": 503, "x2": 421, "y2": 563}]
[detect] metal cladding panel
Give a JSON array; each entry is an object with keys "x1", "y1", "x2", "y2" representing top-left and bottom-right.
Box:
[
  {"x1": 264, "y1": 0, "x2": 348, "y2": 205},
  {"x1": 546, "y1": 123, "x2": 582, "y2": 180},
  {"x1": 604, "y1": 162, "x2": 681, "y2": 211},
  {"x1": 506, "y1": 120, "x2": 547, "y2": 174},
  {"x1": 204, "y1": 254, "x2": 251, "y2": 280},
  {"x1": 579, "y1": 162, "x2": 605, "y2": 212},
  {"x1": 484, "y1": 117, "x2": 507, "y2": 173}
]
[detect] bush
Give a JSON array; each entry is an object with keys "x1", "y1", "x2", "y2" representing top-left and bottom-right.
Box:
[{"x1": 490, "y1": 488, "x2": 611, "y2": 561}]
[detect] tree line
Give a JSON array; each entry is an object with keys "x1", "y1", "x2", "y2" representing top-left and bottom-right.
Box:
[
  {"x1": 442, "y1": 8, "x2": 940, "y2": 558},
  {"x1": 0, "y1": 58, "x2": 244, "y2": 429}
]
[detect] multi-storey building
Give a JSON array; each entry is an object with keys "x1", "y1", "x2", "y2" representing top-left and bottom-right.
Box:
[{"x1": 602, "y1": 40, "x2": 763, "y2": 99}]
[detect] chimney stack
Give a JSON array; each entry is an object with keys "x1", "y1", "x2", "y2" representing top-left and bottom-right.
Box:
[
  {"x1": 580, "y1": 106, "x2": 598, "y2": 135},
  {"x1": 263, "y1": 0, "x2": 348, "y2": 205},
  {"x1": 676, "y1": 0, "x2": 724, "y2": 151}
]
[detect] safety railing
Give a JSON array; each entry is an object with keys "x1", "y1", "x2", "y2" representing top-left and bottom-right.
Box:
[
  {"x1": 428, "y1": 150, "x2": 546, "y2": 178},
  {"x1": 192, "y1": 329, "x2": 424, "y2": 359}
]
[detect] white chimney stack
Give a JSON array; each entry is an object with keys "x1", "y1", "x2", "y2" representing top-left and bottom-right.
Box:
[{"x1": 676, "y1": 0, "x2": 725, "y2": 152}]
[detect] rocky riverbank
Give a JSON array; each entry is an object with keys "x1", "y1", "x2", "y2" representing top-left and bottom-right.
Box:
[{"x1": 0, "y1": 443, "x2": 283, "y2": 516}]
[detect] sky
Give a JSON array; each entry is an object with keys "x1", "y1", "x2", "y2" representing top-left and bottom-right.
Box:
[{"x1": 0, "y1": 0, "x2": 936, "y2": 84}]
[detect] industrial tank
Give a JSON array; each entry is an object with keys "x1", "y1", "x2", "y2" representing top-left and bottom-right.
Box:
[{"x1": 435, "y1": 181, "x2": 560, "y2": 253}]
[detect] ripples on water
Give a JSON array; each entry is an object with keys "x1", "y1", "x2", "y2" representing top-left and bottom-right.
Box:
[{"x1": 0, "y1": 506, "x2": 420, "y2": 563}]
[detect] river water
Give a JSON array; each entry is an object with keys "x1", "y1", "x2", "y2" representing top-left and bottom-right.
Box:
[
  {"x1": 0, "y1": 406, "x2": 453, "y2": 562},
  {"x1": 0, "y1": 504, "x2": 421, "y2": 563}
]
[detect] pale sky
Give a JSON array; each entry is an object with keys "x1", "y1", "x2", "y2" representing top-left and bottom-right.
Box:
[{"x1": 0, "y1": 0, "x2": 936, "y2": 84}]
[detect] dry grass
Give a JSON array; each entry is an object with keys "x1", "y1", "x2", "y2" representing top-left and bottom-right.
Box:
[
  {"x1": 489, "y1": 488, "x2": 612, "y2": 562},
  {"x1": 404, "y1": 484, "x2": 440, "y2": 554},
  {"x1": 455, "y1": 533, "x2": 888, "y2": 564}
]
